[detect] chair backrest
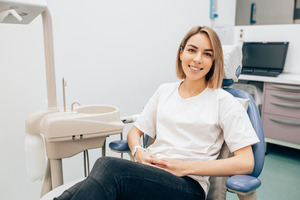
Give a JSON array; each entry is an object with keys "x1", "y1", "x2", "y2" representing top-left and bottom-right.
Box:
[{"x1": 223, "y1": 88, "x2": 265, "y2": 177}]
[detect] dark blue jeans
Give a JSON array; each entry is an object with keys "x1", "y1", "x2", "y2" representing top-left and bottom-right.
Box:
[{"x1": 55, "y1": 157, "x2": 205, "y2": 200}]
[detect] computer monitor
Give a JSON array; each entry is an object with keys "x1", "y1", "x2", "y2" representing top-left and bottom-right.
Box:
[{"x1": 242, "y1": 42, "x2": 289, "y2": 77}]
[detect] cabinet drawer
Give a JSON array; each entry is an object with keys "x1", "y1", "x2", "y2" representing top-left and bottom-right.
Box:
[
  {"x1": 266, "y1": 83, "x2": 300, "y2": 92},
  {"x1": 264, "y1": 88, "x2": 300, "y2": 119},
  {"x1": 263, "y1": 114, "x2": 300, "y2": 144}
]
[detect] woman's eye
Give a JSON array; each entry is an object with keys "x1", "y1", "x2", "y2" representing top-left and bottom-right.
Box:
[
  {"x1": 204, "y1": 52, "x2": 212, "y2": 57},
  {"x1": 188, "y1": 49, "x2": 196, "y2": 53}
]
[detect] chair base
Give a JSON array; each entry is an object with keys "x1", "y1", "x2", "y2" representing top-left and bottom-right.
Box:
[{"x1": 227, "y1": 188, "x2": 257, "y2": 200}]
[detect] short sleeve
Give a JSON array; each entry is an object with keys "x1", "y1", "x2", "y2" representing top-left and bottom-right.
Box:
[
  {"x1": 219, "y1": 95, "x2": 259, "y2": 153},
  {"x1": 134, "y1": 86, "x2": 160, "y2": 138}
]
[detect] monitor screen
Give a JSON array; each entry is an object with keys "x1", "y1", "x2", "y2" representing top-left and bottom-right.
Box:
[{"x1": 242, "y1": 42, "x2": 289, "y2": 70}]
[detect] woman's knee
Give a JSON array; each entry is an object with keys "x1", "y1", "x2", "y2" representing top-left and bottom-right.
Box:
[
  {"x1": 93, "y1": 157, "x2": 119, "y2": 168},
  {"x1": 90, "y1": 157, "x2": 125, "y2": 179}
]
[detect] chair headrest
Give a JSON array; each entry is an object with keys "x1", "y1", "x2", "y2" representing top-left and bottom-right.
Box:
[{"x1": 222, "y1": 44, "x2": 243, "y2": 87}]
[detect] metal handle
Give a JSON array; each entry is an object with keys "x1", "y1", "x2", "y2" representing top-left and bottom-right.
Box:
[
  {"x1": 250, "y1": 3, "x2": 257, "y2": 24},
  {"x1": 71, "y1": 102, "x2": 81, "y2": 111},
  {"x1": 269, "y1": 117, "x2": 300, "y2": 126},
  {"x1": 271, "y1": 93, "x2": 300, "y2": 101},
  {"x1": 270, "y1": 101, "x2": 300, "y2": 109},
  {"x1": 270, "y1": 84, "x2": 300, "y2": 91}
]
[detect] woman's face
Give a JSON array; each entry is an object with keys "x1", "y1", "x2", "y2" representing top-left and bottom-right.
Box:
[{"x1": 180, "y1": 33, "x2": 214, "y2": 83}]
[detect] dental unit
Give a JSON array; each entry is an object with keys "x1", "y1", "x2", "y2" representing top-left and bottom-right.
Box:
[{"x1": 0, "y1": 0, "x2": 124, "y2": 196}]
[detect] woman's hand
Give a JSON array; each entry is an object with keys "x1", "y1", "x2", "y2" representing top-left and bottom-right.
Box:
[
  {"x1": 135, "y1": 149, "x2": 157, "y2": 165},
  {"x1": 150, "y1": 158, "x2": 187, "y2": 177},
  {"x1": 135, "y1": 149, "x2": 168, "y2": 169}
]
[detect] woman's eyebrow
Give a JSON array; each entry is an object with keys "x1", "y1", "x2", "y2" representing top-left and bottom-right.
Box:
[
  {"x1": 186, "y1": 44, "x2": 213, "y2": 52},
  {"x1": 187, "y1": 44, "x2": 198, "y2": 49}
]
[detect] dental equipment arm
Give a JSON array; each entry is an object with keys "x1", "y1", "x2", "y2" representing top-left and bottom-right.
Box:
[
  {"x1": 0, "y1": 9, "x2": 22, "y2": 22},
  {"x1": 120, "y1": 115, "x2": 140, "y2": 123}
]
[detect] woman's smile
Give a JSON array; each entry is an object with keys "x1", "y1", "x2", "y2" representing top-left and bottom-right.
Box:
[{"x1": 189, "y1": 65, "x2": 204, "y2": 72}]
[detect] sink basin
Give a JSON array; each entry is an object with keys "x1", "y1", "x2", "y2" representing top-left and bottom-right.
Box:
[
  {"x1": 42, "y1": 105, "x2": 124, "y2": 142},
  {"x1": 75, "y1": 105, "x2": 117, "y2": 114},
  {"x1": 75, "y1": 105, "x2": 121, "y2": 122}
]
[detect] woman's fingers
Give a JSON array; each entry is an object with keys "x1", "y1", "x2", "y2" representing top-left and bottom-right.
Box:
[{"x1": 150, "y1": 157, "x2": 167, "y2": 167}]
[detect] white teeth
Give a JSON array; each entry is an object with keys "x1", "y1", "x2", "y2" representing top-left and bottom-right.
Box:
[{"x1": 189, "y1": 66, "x2": 202, "y2": 71}]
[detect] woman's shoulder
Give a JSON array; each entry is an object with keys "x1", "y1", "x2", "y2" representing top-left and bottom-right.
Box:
[
  {"x1": 206, "y1": 88, "x2": 234, "y2": 100},
  {"x1": 209, "y1": 88, "x2": 248, "y2": 114},
  {"x1": 156, "y1": 82, "x2": 180, "y2": 92},
  {"x1": 206, "y1": 88, "x2": 239, "y2": 107}
]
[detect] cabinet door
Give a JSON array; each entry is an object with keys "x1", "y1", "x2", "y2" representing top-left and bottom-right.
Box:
[{"x1": 236, "y1": 0, "x2": 294, "y2": 25}]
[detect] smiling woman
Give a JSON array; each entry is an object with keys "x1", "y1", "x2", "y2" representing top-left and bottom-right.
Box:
[
  {"x1": 176, "y1": 26, "x2": 224, "y2": 90},
  {"x1": 180, "y1": 34, "x2": 214, "y2": 84},
  {"x1": 55, "y1": 26, "x2": 259, "y2": 200}
]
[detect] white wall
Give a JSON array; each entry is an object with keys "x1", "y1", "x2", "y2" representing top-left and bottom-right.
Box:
[
  {"x1": 0, "y1": 19, "x2": 47, "y2": 200},
  {"x1": 0, "y1": 0, "x2": 221, "y2": 199}
]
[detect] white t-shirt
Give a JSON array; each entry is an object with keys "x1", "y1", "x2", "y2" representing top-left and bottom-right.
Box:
[{"x1": 134, "y1": 82, "x2": 259, "y2": 196}]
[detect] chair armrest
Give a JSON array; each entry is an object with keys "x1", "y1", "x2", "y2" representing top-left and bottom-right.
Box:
[
  {"x1": 226, "y1": 175, "x2": 261, "y2": 194},
  {"x1": 109, "y1": 140, "x2": 130, "y2": 152}
]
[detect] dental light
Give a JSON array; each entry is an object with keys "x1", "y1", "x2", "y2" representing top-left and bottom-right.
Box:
[{"x1": 0, "y1": 0, "x2": 124, "y2": 197}]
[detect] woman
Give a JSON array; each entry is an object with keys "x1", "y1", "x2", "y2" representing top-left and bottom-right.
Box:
[{"x1": 55, "y1": 26, "x2": 259, "y2": 200}]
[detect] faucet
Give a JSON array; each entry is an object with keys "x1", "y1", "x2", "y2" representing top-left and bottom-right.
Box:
[
  {"x1": 62, "y1": 78, "x2": 67, "y2": 112},
  {"x1": 71, "y1": 102, "x2": 81, "y2": 111}
]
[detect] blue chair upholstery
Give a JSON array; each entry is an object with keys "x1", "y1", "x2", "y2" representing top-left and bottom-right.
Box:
[
  {"x1": 109, "y1": 140, "x2": 129, "y2": 152},
  {"x1": 222, "y1": 66, "x2": 242, "y2": 87},
  {"x1": 109, "y1": 133, "x2": 149, "y2": 152},
  {"x1": 223, "y1": 88, "x2": 265, "y2": 199}
]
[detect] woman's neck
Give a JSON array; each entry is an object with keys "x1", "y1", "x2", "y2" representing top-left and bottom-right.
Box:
[{"x1": 179, "y1": 79, "x2": 207, "y2": 99}]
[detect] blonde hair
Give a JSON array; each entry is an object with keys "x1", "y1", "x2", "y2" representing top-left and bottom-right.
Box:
[{"x1": 176, "y1": 26, "x2": 224, "y2": 89}]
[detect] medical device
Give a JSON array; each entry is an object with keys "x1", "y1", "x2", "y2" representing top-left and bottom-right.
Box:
[
  {"x1": 241, "y1": 42, "x2": 289, "y2": 77},
  {"x1": 0, "y1": 0, "x2": 124, "y2": 196}
]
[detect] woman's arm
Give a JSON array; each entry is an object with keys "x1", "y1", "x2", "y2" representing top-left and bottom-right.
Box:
[
  {"x1": 127, "y1": 126, "x2": 165, "y2": 166},
  {"x1": 127, "y1": 125, "x2": 144, "y2": 151},
  {"x1": 151, "y1": 145, "x2": 254, "y2": 177}
]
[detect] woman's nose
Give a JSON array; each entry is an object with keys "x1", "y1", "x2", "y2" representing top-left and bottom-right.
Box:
[{"x1": 193, "y1": 52, "x2": 202, "y2": 63}]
